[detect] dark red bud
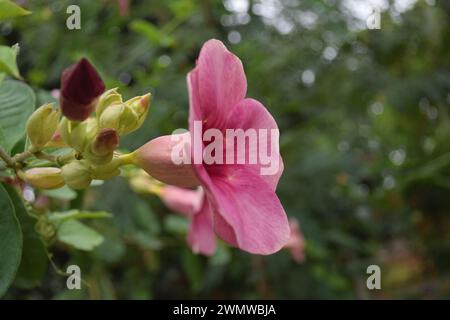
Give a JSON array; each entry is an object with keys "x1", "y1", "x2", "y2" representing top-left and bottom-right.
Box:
[
  {"x1": 60, "y1": 58, "x2": 105, "y2": 121},
  {"x1": 92, "y1": 128, "x2": 120, "y2": 155}
]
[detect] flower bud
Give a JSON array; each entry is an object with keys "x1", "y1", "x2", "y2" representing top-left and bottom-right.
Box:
[
  {"x1": 44, "y1": 130, "x2": 67, "y2": 148},
  {"x1": 26, "y1": 104, "x2": 61, "y2": 148},
  {"x1": 61, "y1": 160, "x2": 92, "y2": 190},
  {"x1": 98, "y1": 104, "x2": 139, "y2": 135},
  {"x1": 90, "y1": 158, "x2": 121, "y2": 180},
  {"x1": 23, "y1": 167, "x2": 65, "y2": 190},
  {"x1": 59, "y1": 117, "x2": 98, "y2": 152},
  {"x1": 84, "y1": 128, "x2": 120, "y2": 165},
  {"x1": 124, "y1": 93, "x2": 151, "y2": 129},
  {"x1": 96, "y1": 88, "x2": 123, "y2": 117},
  {"x1": 60, "y1": 58, "x2": 105, "y2": 121}
]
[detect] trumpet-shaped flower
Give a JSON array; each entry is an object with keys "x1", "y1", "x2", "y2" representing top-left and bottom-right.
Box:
[
  {"x1": 135, "y1": 39, "x2": 289, "y2": 255},
  {"x1": 187, "y1": 39, "x2": 289, "y2": 255}
]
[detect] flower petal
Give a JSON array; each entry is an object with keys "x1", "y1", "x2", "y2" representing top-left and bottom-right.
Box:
[
  {"x1": 225, "y1": 98, "x2": 284, "y2": 190},
  {"x1": 187, "y1": 197, "x2": 216, "y2": 255},
  {"x1": 161, "y1": 186, "x2": 203, "y2": 217},
  {"x1": 188, "y1": 39, "x2": 247, "y2": 130},
  {"x1": 208, "y1": 167, "x2": 290, "y2": 255}
]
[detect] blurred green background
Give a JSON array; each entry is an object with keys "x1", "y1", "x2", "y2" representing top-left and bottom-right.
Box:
[{"x1": 2, "y1": 0, "x2": 450, "y2": 299}]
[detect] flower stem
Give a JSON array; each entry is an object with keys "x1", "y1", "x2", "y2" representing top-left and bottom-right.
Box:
[{"x1": 118, "y1": 151, "x2": 137, "y2": 166}]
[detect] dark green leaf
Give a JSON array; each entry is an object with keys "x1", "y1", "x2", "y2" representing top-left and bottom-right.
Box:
[
  {"x1": 0, "y1": 184, "x2": 22, "y2": 296},
  {"x1": 4, "y1": 184, "x2": 48, "y2": 289}
]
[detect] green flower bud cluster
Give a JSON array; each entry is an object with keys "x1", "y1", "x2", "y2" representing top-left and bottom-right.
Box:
[
  {"x1": 22, "y1": 88, "x2": 151, "y2": 190},
  {"x1": 97, "y1": 89, "x2": 151, "y2": 135}
]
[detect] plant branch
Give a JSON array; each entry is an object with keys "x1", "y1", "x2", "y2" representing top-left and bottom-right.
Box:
[{"x1": 0, "y1": 146, "x2": 14, "y2": 167}]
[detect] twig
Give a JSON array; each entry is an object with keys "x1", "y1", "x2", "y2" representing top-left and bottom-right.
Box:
[{"x1": 0, "y1": 146, "x2": 14, "y2": 167}]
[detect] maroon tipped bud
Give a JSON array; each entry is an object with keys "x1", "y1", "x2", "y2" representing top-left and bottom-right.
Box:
[
  {"x1": 92, "y1": 128, "x2": 120, "y2": 156},
  {"x1": 60, "y1": 58, "x2": 105, "y2": 121}
]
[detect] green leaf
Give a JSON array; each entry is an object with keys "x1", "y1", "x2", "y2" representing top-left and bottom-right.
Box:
[
  {"x1": 57, "y1": 220, "x2": 104, "y2": 251},
  {"x1": 130, "y1": 20, "x2": 175, "y2": 47},
  {"x1": 49, "y1": 210, "x2": 112, "y2": 223},
  {"x1": 0, "y1": 80, "x2": 35, "y2": 152},
  {"x1": 0, "y1": 44, "x2": 21, "y2": 79},
  {"x1": 164, "y1": 215, "x2": 189, "y2": 235},
  {"x1": 0, "y1": 72, "x2": 5, "y2": 85},
  {"x1": 0, "y1": 0, "x2": 31, "y2": 20},
  {"x1": 41, "y1": 185, "x2": 77, "y2": 201},
  {"x1": 3, "y1": 184, "x2": 47, "y2": 288},
  {"x1": 0, "y1": 184, "x2": 22, "y2": 297}
]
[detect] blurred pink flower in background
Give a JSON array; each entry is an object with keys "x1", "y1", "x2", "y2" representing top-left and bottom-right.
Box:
[
  {"x1": 284, "y1": 219, "x2": 305, "y2": 263},
  {"x1": 160, "y1": 186, "x2": 216, "y2": 255},
  {"x1": 51, "y1": 89, "x2": 60, "y2": 100},
  {"x1": 117, "y1": 0, "x2": 129, "y2": 17}
]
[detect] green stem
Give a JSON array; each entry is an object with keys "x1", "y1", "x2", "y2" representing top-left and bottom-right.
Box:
[
  {"x1": 0, "y1": 146, "x2": 14, "y2": 167},
  {"x1": 118, "y1": 151, "x2": 137, "y2": 166},
  {"x1": 34, "y1": 151, "x2": 58, "y2": 163}
]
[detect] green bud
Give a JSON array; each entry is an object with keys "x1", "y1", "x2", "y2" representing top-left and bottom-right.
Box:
[
  {"x1": 96, "y1": 88, "x2": 123, "y2": 117},
  {"x1": 84, "y1": 128, "x2": 120, "y2": 165},
  {"x1": 26, "y1": 104, "x2": 61, "y2": 148},
  {"x1": 91, "y1": 158, "x2": 121, "y2": 180},
  {"x1": 98, "y1": 104, "x2": 139, "y2": 135},
  {"x1": 59, "y1": 117, "x2": 98, "y2": 152},
  {"x1": 61, "y1": 160, "x2": 92, "y2": 190},
  {"x1": 124, "y1": 93, "x2": 151, "y2": 130},
  {"x1": 23, "y1": 167, "x2": 65, "y2": 190}
]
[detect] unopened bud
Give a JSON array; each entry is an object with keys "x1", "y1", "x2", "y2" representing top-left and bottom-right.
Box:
[
  {"x1": 44, "y1": 130, "x2": 67, "y2": 148},
  {"x1": 60, "y1": 117, "x2": 98, "y2": 152},
  {"x1": 96, "y1": 88, "x2": 123, "y2": 117},
  {"x1": 60, "y1": 58, "x2": 105, "y2": 121},
  {"x1": 98, "y1": 104, "x2": 139, "y2": 135},
  {"x1": 124, "y1": 93, "x2": 151, "y2": 129},
  {"x1": 84, "y1": 128, "x2": 120, "y2": 165},
  {"x1": 26, "y1": 104, "x2": 61, "y2": 148},
  {"x1": 23, "y1": 167, "x2": 65, "y2": 190},
  {"x1": 61, "y1": 160, "x2": 92, "y2": 190}
]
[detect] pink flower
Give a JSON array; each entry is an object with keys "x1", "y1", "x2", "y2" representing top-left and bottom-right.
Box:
[
  {"x1": 117, "y1": 0, "x2": 129, "y2": 17},
  {"x1": 135, "y1": 39, "x2": 289, "y2": 255},
  {"x1": 160, "y1": 186, "x2": 216, "y2": 255},
  {"x1": 284, "y1": 219, "x2": 305, "y2": 263},
  {"x1": 186, "y1": 39, "x2": 289, "y2": 255}
]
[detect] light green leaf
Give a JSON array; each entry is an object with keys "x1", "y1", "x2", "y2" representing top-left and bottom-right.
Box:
[
  {"x1": 0, "y1": 80, "x2": 35, "y2": 152},
  {"x1": 0, "y1": 44, "x2": 21, "y2": 79},
  {"x1": 0, "y1": 0, "x2": 31, "y2": 20},
  {"x1": 0, "y1": 183, "x2": 22, "y2": 297},
  {"x1": 49, "y1": 210, "x2": 112, "y2": 223},
  {"x1": 164, "y1": 215, "x2": 188, "y2": 235},
  {"x1": 57, "y1": 220, "x2": 104, "y2": 251},
  {"x1": 41, "y1": 185, "x2": 77, "y2": 201},
  {"x1": 4, "y1": 184, "x2": 48, "y2": 288},
  {"x1": 130, "y1": 20, "x2": 175, "y2": 47},
  {"x1": 0, "y1": 72, "x2": 5, "y2": 85}
]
